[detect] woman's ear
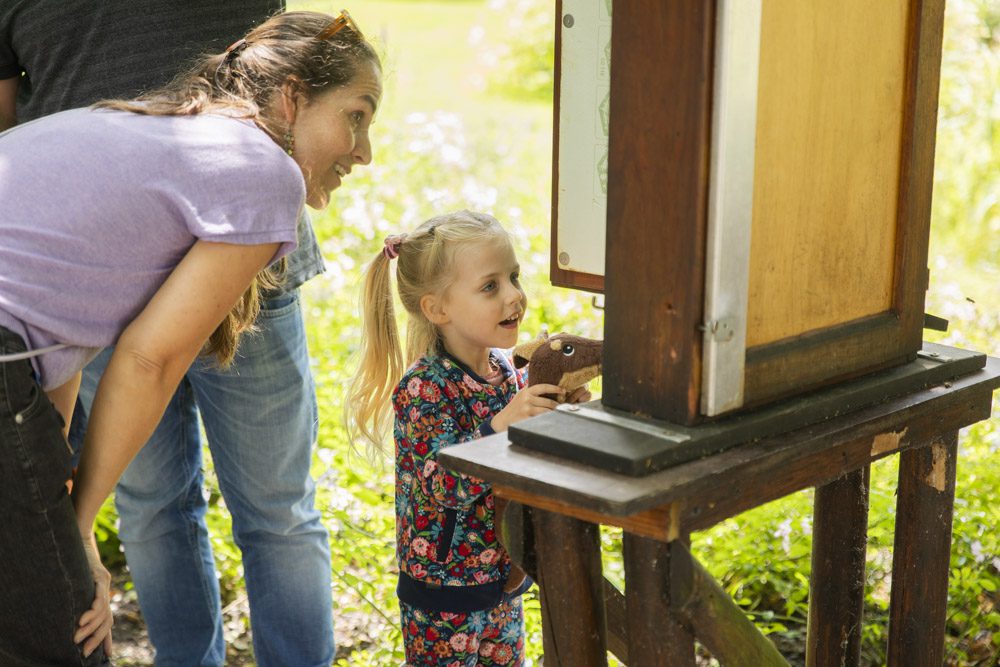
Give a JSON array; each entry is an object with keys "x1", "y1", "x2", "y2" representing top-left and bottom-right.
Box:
[
  {"x1": 279, "y1": 76, "x2": 305, "y2": 124},
  {"x1": 420, "y1": 294, "x2": 449, "y2": 326}
]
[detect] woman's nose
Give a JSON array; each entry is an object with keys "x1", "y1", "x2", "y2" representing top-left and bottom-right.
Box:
[{"x1": 353, "y1": 132, "x2": 372, "y2": 165}]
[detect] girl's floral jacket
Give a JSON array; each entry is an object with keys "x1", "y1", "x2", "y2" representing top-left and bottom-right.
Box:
[{"x1": 392, "y1": 350, "x2": 526, "y2": 612}]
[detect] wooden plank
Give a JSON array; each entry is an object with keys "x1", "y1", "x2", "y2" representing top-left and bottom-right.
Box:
[
  {"x1": 603, "y1": 578, "x2": 629, "y2": 664},
  {"x1": 669, "y1": 540, "x2": 789, "y2": 666},
  {"x1": 495, "y1": 498, "x2": 536, "y2": 579},
  {"x1": 677, "y1": 392, "x2": 986, "y2": 533},
  {"x1": 806, "y1": 467, "x2": 870, "y2": 667},
  {"x1": 494, "y1": 484, "x2": 678, "y2": 542},
  {"x1": 438, "y1": 356, "x2": 1000, "y2": 524},
  {"x1": 742, "y1": 0, "x2": 945, "y2": 410},
  {"x1": 534, "y1": 510, "x2": 607, "y2": 666},
  {"x1": 602, "y1": 0, "x2": 714, "y2": 424},
  {"x1": 623, "y1": 534, "x2": 696, "y2": 666},
  {"x1": 887, "y1": 433, "x2": 958, "y2": 666},
  {"x1": 511, "y1": 344, "x2": 985, "y2": 475},
  {"x1": 748, "y1": 0, "x2": 909, "y2": 346},
  {"x1": 893, "y1": 0, "x2": 946, "y2": 357}
]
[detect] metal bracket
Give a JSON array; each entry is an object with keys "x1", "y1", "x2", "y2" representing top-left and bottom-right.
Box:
[{"x1": 700, "y1": 317, "x2": 737, "y2": 342}]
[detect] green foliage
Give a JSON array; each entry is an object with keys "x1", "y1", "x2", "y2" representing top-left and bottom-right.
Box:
[
  {"x1": 928, "y1": 0, "x2": 1000, "y2": 269},
  {"x1": 474, "y1": 0, "x2": 555, "y2": 101},
  {"x1": 90, "y1": 0, "x2": 997, "y2": 663}
]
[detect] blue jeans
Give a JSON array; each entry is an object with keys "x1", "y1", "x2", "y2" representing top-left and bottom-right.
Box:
[
  {"x1": 76, "y1": 291, "x2": 334, "y2": 666},
  {"x1": 0, "y1": 326, "x2": 111, "y2": 666}
]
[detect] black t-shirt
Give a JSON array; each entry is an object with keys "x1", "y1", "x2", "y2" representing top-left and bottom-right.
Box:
[{"x1": 0, "y1": 0, "x2": 283, "y2": 121}]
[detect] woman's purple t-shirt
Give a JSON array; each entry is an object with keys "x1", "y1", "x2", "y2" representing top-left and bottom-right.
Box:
[{"x1": 0, "y1": 107, "x2": 303, "y2": 388}]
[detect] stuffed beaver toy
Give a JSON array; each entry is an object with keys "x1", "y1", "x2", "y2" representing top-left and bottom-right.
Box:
[{"x1": 512, "y1": 331, "x2": 603, "y2": 400}]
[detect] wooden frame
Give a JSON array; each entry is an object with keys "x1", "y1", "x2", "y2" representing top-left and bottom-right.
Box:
[
  {"x1": 442, "y1": 355, "x2": 1000, "y2": 666},
  {"x1": 594, "y1": 0, "x2": 946, "y2": 424}
]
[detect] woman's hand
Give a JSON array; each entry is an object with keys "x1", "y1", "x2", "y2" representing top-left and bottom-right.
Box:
[
  {"x1": 74, "y1": 529, "x2": 113, "y2": 658},
  {"x1": 491, "y1": 383, "x2": 564, "y2": 432}
]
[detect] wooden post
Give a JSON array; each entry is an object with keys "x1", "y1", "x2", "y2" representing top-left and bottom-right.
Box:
[
  {"x1": 533, "y1": 509, "x2": 607, "y2": 666},
  {"x1": 887, "y1": 433, "x2": 958, "y2": 666},
  {"x1": 806, "y1": 466, "x2": 870, "y2": 666},
  {"x1": 623, "y1": 533, "x2": 696, "y2": 666},
  {"x1": 669, "y1": 540, "x2": 790, "y2": 666},
  {"x1": 603, "y1": 0, "x2": 715, "y2": 424}
]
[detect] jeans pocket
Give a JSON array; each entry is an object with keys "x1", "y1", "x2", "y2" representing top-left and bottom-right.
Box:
[
  {"x1": 259, "y1": 290, "x2": 300, "y2": 319},
  {"x1": 5, "y1": 386, "x2": 73, "y2": 512},
  {"x1": 9, "y1": 373, "x2": 49, "y2": 423}
]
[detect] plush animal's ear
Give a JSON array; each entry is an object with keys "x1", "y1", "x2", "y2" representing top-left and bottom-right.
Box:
[{"x1": 513, "y1": 332, "x2": 548, "y2": 369}]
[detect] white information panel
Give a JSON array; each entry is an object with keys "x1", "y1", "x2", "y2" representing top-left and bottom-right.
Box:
[{"x1": 555, "y1": 0, "x2": 611, "y2": 278}]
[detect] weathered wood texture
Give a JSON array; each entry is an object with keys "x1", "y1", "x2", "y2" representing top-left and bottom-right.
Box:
[
  {"x1": 603, "y1": 579, "x2": 629, "y2": 664},
  {"x1": 887, "y1": 433, "x2": 958, "y2": 666},
  {"x1": 602, "y1": 0, "x2": 714, "y2": 423},
  {"x1": 669, "y1": 540, "x2": 789, "y2": 666},
  {"x1": 623, "y1": 534, "x2": 696, "y2": 666},
  {"x1": 806, "y1": 467, "x2": 870, "y2": 667},
  {"x1": 510, "y1": 344, "x2": 984, "y2": 475},
  {"x1": 741, "y1": 0, "x2": 946, "y2": 409},
  {"x1": 441, "y1": 356, "x2": 1000, "y2": 526},
  {"x1": 595, "y1": 0, "x2": 946, "y2": 423},
  {"x1": 749, "y1": 0, "x2": 908, "y2": 345},
  {"x1": 533, "y1": 510, "x2": 607, "y2": 666}
]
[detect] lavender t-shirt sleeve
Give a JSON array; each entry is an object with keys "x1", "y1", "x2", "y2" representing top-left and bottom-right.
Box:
[
  {"x1": 164, "y1": 118, "x2": 303, "y2": 262},
  {"x1": 0, "y1": 109, "x2": 304, "y2": 388}
]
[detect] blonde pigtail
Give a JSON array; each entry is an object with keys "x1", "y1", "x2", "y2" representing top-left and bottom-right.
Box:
[{"x1": 346, "y1": 251, "x2": 404, "y2": 459}]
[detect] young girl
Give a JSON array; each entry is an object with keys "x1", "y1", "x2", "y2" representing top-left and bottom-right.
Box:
[{"x1": 348, "y1": 210, "x2": 587, "y2": 665}]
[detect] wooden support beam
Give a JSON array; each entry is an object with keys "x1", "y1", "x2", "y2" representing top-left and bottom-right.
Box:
[
  {"x1": 496, "y1": 498, "x2": 537, "y2": 580},
  {"x1": 887, "y1": 433, "x2": 958, "y2": 666},
  {"x1": 807, "y1": 466, "x2": 870, "y2": 666},
  {"x1": 533, "y1": 510, "x2": 607, "y2": 666},
  {"x1": 624, "y1": 533, "x2": 696, "y2": 666},
  {"x1": 494, "y1": 483, "x2": 679, "y2": 542},
  {"x1": 603, "y1": 578, "x2": 629, "y2": 664},
  {"x1": 669, "y1": 540, "x2": 790, "y2": 667}
]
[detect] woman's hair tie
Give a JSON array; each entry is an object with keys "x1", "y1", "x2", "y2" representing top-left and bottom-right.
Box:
[
  {"x1": 223, "y1": 38, "x2": 249, "y2": 64},
  {"x1": 383, "y1": 234, "x2": 407, "y2": 260}
]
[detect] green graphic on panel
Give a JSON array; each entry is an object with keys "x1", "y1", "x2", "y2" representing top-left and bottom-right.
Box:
[{"x1": 599, "y1": 89, "x2": 610, "y2": 137}]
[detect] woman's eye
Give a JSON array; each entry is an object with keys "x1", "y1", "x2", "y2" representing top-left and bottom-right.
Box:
[{"x1": 349, "y1": 110, "x2": 364, "y2": 127}]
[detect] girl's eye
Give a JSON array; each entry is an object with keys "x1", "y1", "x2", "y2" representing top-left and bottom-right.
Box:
[
  {"x1": 482, "y1": 281, "x2": 497, "y2": 292},
  {"x1": 511, "y1": 272, "x2": 520, "y2": 284}
]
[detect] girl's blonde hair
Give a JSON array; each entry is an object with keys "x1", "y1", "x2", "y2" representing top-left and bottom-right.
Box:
[
  {"x1": 97, "y1": 11, "x2": 380, "y2": 367},
  {"x1": 346, "y1": 210, "x2": 512, "y2": 456}
]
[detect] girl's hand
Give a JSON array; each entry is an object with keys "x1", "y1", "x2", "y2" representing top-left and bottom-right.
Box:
[
  {"x1": 491, "y1": 383, "x2": 564, "y2": 432},
  {"x1": 74, "y1": 530, "x2": 113, "y2": 658},
  {"x1": 566, "y1": 385, "x2": 592, "y2": 405}
]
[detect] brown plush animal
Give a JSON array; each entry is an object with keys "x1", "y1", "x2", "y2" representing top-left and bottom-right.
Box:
[{"x1": 512, "y1": 331, "x2": 603, "y2": 400}]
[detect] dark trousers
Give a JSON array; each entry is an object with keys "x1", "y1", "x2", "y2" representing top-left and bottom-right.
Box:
[{"x1": 0, "y1": 326, "x2": 110, "y2": 666}]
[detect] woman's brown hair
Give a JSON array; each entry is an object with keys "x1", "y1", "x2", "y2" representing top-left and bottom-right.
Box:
[{"x1": 96, "y1": 11, "x2": 381, "y2": 366}]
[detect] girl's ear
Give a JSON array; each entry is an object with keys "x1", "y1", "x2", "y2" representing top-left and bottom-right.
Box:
[{"x1": 420, "y1": 294, "x2": 449, "y2": 325}]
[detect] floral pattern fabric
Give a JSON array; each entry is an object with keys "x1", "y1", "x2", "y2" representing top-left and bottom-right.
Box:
[
  {"x1": 400, "y1": 598, "x2": 525, "y2": 666},
  {"x1": 393, "y1": 352, "x2": 527, "y2": 663}
]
